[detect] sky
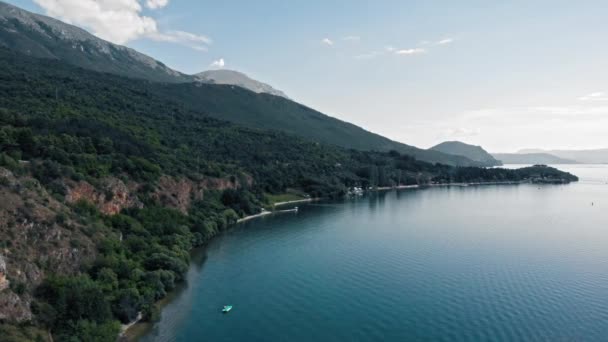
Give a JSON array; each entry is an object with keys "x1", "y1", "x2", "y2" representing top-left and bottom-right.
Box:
[{"x1": 7, "y1": 0, "x2": 608, "y2": 152}]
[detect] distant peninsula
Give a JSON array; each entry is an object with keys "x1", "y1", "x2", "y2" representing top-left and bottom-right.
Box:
[
  {"x1": 430, "y1": 141, "x2": 502, "y2": 167},
  {"x1": 493, "y1": 153, "x2": 578, "y2": 165}
]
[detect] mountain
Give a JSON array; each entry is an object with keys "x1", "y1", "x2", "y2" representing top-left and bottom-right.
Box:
[
  {"x1": 0, "y1": 1, "x2": 192, "y2": 83},
  {"x1": 493, "y1": 153, "x2": 578, "y2": 165},
  {"x1": 0, "y1": 2, "x2": 479, "y2": 166},
  {"x1": 153, "y1": 83, "x2": 480, "y2": 166},
  {"x1": 518, "y1": 149, "x2": 608, "y2": 164},
  {"x1": 430, "y1": 141, "x2": 502, "y2": 167},
  {"x1": 195, "y1": 69, "x2": 289, "y2": 98}
]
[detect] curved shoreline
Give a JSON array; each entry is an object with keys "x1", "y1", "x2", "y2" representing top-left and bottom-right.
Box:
[
  {"x1": 237, "y1": 210, "x2": 273, "y2": 223},
  {"x1": 122, "y1": 201, "x2": 312, "y2": 339},
  {"x1": 273, "y1": 198, "x2": 320, "y2": 207},
  {"x1": 124, "y1": 179, "x2": 573, "y2": 340}
]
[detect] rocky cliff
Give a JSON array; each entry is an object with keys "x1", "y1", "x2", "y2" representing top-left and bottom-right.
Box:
[
  {"x1": 0, "y1": 168, "x2": 98, "y2": 322},
  {"x1": 152, "y1": 175, "x2": 251, "y2": 214},
  {"x1": 65, "y1": 178, "x2": 143, "y2": 215}
]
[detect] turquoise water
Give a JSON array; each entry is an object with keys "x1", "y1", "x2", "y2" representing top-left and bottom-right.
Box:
[{"x1": 141, "y1": 165, "x2": 608, "y2": 341}]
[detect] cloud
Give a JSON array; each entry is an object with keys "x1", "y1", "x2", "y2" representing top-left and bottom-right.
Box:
[
  {"x1": 354, "y1": 51, "x2": 382, "y2": 60},
  {"x1": 355, "y1": 46, "x2": 427, "y2": 60},
  {"x1": 145, "y1": 0, "x2": 168, "y2": 9},
  {"x1": 33, "y1": 0, "x2": 211, "y2": 50},
  {"x1": 395, "y1": 48, "x2": 426, "y2": 55},
  {"x1": 354, "y1": 37, "x2": 451, "y2": 60},
  {"x1": 151, "y1": 30, "x2": 212, "y2": 50},
  {"x1": 442, "y1": 127, "x2": 481, "y2": 138},
  {"x1": 322, "y1": 38, "x2": 334, "y2": 46},
  {"x1": 210, "y1": 58, "x2": 225, "y2": 68},
  {"x1": 578, "y1": 92, "x2": 608, "y2": 101},
  {"x1": 343, "y1": 36, "x2": 360, "y2": 42},
  {"x1": 436, "y1": 38, "x2": 454, "y2": 45}
]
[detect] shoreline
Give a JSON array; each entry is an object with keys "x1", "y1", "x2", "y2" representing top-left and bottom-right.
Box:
[
  {"x1": 376, "y1": 184, "x2": 420, "y2": 191},
  {"x1": 428, "y1": 181, "x2": 523, "y2": 187},
  {"x1": 119, "y1": 313, "x2": 142, "y2": 338},
  {"x1": 236, "y1": 210, "x2": 273, "y2": 223},
  {"x1": 124, "y1": 179, "x2": 570, "y2": 339},
  {"x1": 122, "y1": 201, "x2": 312, "y2": 339},
  {"x1": 372, "y1": 181, "x2": 520, "y2": 192},
  {"x1": 273, "y1": 197, "x2": 320, "y2": 207}
]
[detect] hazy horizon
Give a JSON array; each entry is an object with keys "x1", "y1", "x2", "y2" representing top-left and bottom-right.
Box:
[{"x1": 8, "y1": 0, "x2": 608, "y2": 152}]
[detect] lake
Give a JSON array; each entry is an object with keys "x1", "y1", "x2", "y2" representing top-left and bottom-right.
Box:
[{"x1": 140, "y1": 165, "x2": 608, "y2": 341}]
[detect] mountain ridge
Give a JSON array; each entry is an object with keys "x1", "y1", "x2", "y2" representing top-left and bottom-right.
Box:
[
  {"x1": 0, "y1": 0, "x2": 193, "y2": 83},
  {"x1": 194, "y1": 69, "x2": 289, "y2": 98},
  {"x1": 493, "y1": 153, "x2": 578, "y2": 165},
  {"x1": 517, "y1": 148, "x2": 608, "y2": 164},
  {"x1": 0, "y1": 1, "x2": 480, "y2": 166},
  {"x1": 430, "y1": 141, "x2": 502, "y2": 167}
]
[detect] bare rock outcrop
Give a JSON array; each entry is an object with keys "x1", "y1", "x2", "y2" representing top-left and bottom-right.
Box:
[
  {"x1": 152, "y1": 175, "x2": 252, "y2": 214},
  {"x1": 0, "y1": 168, "x2": 97, "y2": 322},
  {"x1": 65, "y1": 178, "x2": 143, "y2": 215},
  {"x1": 0, "y1": 254, "x2": 8, "y2": 291}
]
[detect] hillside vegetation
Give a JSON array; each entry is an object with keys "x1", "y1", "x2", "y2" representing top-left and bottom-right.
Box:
[
  {"x1": 0, "y1": 48, "x2": 579, "y2": 341},
  {"x1": 0, "y1": 1, "x2": 482, "y2": 166}
]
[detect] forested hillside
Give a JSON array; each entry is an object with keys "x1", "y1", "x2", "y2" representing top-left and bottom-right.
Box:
[
  {"x1": 0, "y1": 1, "x2": 481, "y2": 166},
  {"x1": 0, "y1": 48, "x2": 578, "y2": 341}
]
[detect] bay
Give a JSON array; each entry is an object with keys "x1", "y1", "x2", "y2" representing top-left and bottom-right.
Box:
[{"x1": 141, "y1": 165, "x2": 608, "y2": 341}]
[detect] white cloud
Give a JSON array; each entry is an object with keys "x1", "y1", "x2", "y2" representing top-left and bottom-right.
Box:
[
  {"x1": 145, "y1": 0, "x2": 168, "y2": 9},
  {"x1": 355, "y1": 46, "x2": 427, "y2": 60},
  {"x1": 210, "y1": 58, "x2": 225, "y2": 68},
  {"x1": 354, "y1": 51, "x2": 382, "y2": 60},
  {"x1": 395, "y1": 48, "x2": 426, "y2": 55},
  {"x1": 436, "y1": 38, "x2": 454, "y2": 45},
  {"x1": 343, "y1": 35, "x2": 360, "y2": 42},
  {"x1": 33, "y1": 0, "x2": 211, "y2": 50},
  {"x1": 151, "y1": 30, "x2": 211, "y2": 50},
  {"x1": 322, "y1": 38, "x2": 334, "y2": 46},
  {"x1": 354, "y1": 37, "x2": 451, "y2": 60},
  {"x1": 578, "y1": 92, "x2": 608, "y2": 101},
  {"x1": 442, "y1": 127, "x2": 481, "y2": 138}
]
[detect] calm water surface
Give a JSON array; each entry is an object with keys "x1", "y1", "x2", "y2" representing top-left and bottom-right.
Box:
[{"x1": 141, "y1": 165, "x2": 608, "y2": 341}]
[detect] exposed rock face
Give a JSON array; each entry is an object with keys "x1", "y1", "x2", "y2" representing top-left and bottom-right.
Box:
[
  {"x1": 0, "y1": 254, "x2": 8, "y2": 291},
  {"x1": 152, "y1": 177, "x2": 204, "y2": 214},
  {"x1": 65, "y1": 175, "x2": 251, "y2": 215},
  {"x1": 152, "y1": 175, "x2": 252, "y2": 214},
  {"x1": 0, "y1": 1, "x2": 192, "y2": 83},
  {"x1": 0, "y1": 291, "x2": 31, "y2": 322},
  {"x1": 0, "y1": 167, "x2": 253, "y2": 322},
  {"x1": 65, "y1": 178, "x2": 143, "y2": 215},
  {"x1": 0, "y1": 168, "x2": 97, "y2": 322}
]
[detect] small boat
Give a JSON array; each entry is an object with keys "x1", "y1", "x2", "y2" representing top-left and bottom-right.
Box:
[{"x1": 222, "y1": 305, "x2": 233, "y2": 313}]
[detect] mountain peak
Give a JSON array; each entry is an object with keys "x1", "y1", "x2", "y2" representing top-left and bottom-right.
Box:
[
  {"x1": 194, "y1": 69, "x2": 289, "y2": 98},
  {"x1": 0, "y1": 1, "x2": 189, "y2": 82}
]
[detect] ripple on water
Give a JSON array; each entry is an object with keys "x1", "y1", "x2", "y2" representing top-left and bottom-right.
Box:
[{"x1": 141, "y1": 166, "x2": 608, "y2": 342}]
